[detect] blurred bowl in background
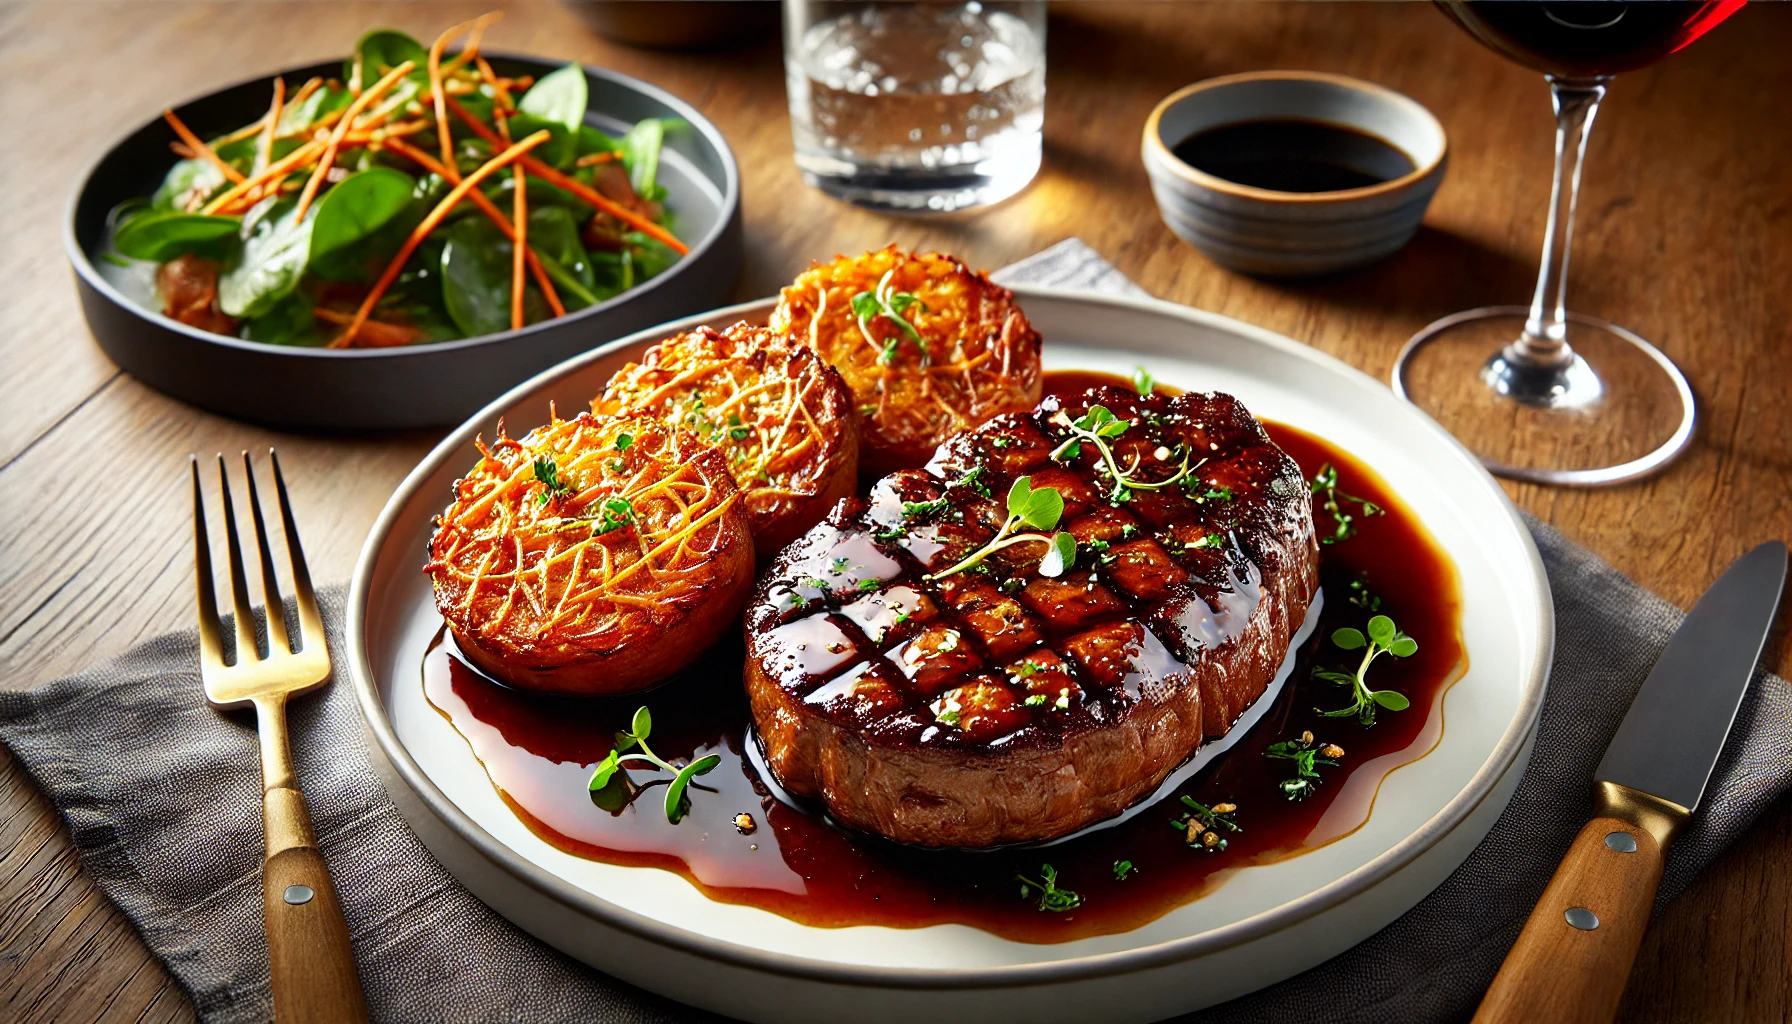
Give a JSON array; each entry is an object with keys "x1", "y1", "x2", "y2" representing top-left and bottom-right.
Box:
[
  {"x1": 571, "y1": 1, "x2": 779, "y2": 50},
  {"x1": 1142, "y1": 71, "x2": 1448, "y2": 278}
]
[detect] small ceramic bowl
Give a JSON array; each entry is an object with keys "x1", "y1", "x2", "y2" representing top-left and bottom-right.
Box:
[{"x1": 1142, "y1": 71, "x2": 1448, "y2": 277}]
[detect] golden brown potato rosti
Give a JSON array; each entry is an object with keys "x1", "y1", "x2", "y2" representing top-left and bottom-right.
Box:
[
  {"x1": 426, "y1": 410, "x2": 754, "y2": 694},
  {"x1": 771, "y1": 247, "x2": 1043, "y2": 475},
  {"x1": 596, "y1": 322, "x2": 858, "y2": 554}
]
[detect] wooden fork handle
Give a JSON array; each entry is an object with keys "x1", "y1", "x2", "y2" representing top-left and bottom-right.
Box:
[
  {"x1": 1473, "y1": 817, "x2": 1663, "y2": 1024},
  {"x1": 263, "y1": 786, "x2": 368, "y2": 1024}
]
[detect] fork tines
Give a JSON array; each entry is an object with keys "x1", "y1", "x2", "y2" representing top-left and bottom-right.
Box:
[{"x1": 191, "y1": 450, "x2": 325, "y2": 673}]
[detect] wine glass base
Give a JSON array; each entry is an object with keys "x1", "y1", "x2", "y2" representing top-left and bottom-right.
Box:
[{"x1": 1391, "y1": 306, "x2": 1695, "y2": 487}]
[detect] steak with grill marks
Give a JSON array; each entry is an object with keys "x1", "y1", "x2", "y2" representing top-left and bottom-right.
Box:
[{"x1": 743, "y1": 385, "x2": 1320, "y2": 848}]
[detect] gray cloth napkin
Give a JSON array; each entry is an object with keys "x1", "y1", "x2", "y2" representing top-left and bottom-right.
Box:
[{"x1": 3, "y1": 239, "x2": 1787, "y2": 1024}]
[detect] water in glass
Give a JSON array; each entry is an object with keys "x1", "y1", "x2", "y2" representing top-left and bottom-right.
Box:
[{"x1": 785, "y1": 0, "x2": 1045, "y2": 212}]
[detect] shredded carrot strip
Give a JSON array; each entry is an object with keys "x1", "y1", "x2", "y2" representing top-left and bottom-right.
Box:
[
  {"x1": 201, "y1": 140, "x2": 323, "y2": 214},
  {"x1": 473, "y1": 55, "x2": 514, "y2": 112},
  {"x1": 382, "y1": 137, "x2": 564, "y2": 317},
  {"x1": 255, "y1": 78, "x2": 286, "y2": 176},
  {"x1": 511, "y1": 165, "x2": 528, "y2": 330},
  {"x1": 429, "y1": 13, "x2": 503, "y2": 181},
  {"x1": 443, "y1": 95, "x2": 689, "y2": 255},
  {"x1": 574, "y1": 151, "x2": 619, "y2": 167},
  {"x1": 332, "y1": 129, "x2": 551, "y2": 348},
  {"x1": 312, "y1": 307, "x2": 421, "y2": 347},
  {"x1": 294, "y1": 60, "x2": 416, "y2": 221},
  {"x1": 162, "y1": 109, "x2": 246, "y2": 184},
  {"x1": 443, "y1": 12, "x2": 503, "y2": 75}
]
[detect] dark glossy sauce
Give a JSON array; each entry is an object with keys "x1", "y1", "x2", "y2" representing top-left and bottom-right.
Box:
[
  {"x1": 1171, "y1": 120, "x2": 1416, "y2": 194},
  {"x1": 422, "y1": 369, "x2": 1464, "y2": 942}
]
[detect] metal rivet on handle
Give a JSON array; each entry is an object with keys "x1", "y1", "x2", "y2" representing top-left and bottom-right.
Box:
[
  {"x1": 1605, "y1": 831, "x2": 1638, "y2": 853},
  {"x1": 283, "y1": 884, "x2": 315, "y2": 905},
  {"x1": 1564, "y1": 907, "x2": 1599, "y2": 930}
]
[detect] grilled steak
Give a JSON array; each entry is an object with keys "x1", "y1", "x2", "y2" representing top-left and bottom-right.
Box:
[{"x1": 744, "y1": 385, "x2": 1319, "y2": 847}]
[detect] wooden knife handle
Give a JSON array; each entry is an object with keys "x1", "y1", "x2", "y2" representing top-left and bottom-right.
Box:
[
  {"x1": 263, "y1": 786, "x2": 368, "y2": 1024},
  {"x1": 1473, "y1": 817, "x2": 1662, "y2": 1024}
]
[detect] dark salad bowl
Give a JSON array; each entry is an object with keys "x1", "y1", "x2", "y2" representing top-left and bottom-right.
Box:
[{"x1": 66, "y1": 55, "x2": 741, "y2": 431}]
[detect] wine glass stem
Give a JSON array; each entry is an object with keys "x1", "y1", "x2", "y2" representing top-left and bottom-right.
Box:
[{"x1": 1513, "y1": 75, "x2": 1611, "y2": 368}]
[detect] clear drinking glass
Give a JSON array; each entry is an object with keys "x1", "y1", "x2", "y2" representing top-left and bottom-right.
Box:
[
  {"x1": 783, "y1": 0, "x2": 1046, "y2": 213},
  {"x1": 1394, "y1": 1, "x2": 1742, "y2": 486}
]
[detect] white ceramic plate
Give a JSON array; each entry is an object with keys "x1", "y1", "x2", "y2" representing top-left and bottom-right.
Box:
[{"x1": 348, "y1": 288, "x2": 1552, "y2": 1022}]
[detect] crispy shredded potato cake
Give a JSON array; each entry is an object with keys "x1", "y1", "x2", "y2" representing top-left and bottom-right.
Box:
[
  {"x1": 426, "y1": 410, "x2": 754, "y2": 694},
  {"x1": 596, "y1": 322, "x2": 858, "y2": 553},
  {"x1": 771, "y1": 247, "x2": 1043, "y2": 475}
]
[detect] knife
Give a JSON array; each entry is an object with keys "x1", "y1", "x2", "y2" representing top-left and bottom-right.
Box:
[{"x1": 1474, "y1": 540, "x2": 1787, "y2": 1024}]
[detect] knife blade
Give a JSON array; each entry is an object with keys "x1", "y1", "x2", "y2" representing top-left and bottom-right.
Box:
[
  {"x1": 1475, "y1": 540, "x2": 1787, "y2": 1024},
  {"x1": 1595, "y1": 540, "x2": 1787, "y2": 815}
]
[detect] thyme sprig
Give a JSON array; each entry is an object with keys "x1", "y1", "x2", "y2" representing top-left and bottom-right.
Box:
[
  {"x1": 1310, "y1": 464, "x2": 1383, "y2": 545},
  {"x1": 587, "y1": 706, "x2": 721, "y2": 824},
  {"x1": 852, "y1": 269, "x2": 928, "y2": 366},
  {"x1": 1265, "y1": 731, "x2": 1343, "y2": 801},
  {"x1": 1016, "y1": 863, "x2": 1082, "y2": 912},
  {"x1": 1047, "y1": 405, "x2": 1201, "y2": 505},
  {"x1": 1315, "y1": 614, "x2": 1416, "y2": 726},
  {"x1": 924, "y1": 476, "x2": 1076, "y2": 582},
  {"x1": 1171, "y1": 796, "x2": 1239, "y2": 851}
]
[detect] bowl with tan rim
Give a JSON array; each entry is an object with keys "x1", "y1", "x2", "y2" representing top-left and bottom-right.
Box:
[{"x1": 1142, "y1": 71, "x2": 1448, "y2": 278}]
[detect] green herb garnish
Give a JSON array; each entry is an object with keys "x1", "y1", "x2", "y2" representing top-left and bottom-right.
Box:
[
  {"x1": 613, "y1": 432, "x2": 634, "y2": 452},
  {"x1": 1048, "y1": 405, "x2": 1200, "y2": 505},
  {"x1": 1113, "y1": 859, "x2": 1137, "y2": 881},
  {"x1": 533, "y1": 455, "x2": 571, "y2": 505},
  {"x1": 1310, "y1": 464, "x2": 1383, "y2": 545},
  {"x1": 853, "y1": 269, "x2": 928, "y2": 366},
  {"x1": 1265, "y1": 732, "x2": 1340, "y2": 801},
  {"x1": 1171, "y1": 796, "x2": 1240, "y2": 850},
  {"x1": 1016, "y1": 864, "x2": 1082, "y2": 912},
  {"x1": 1132, "y1": 366, "x2": 1155, "y2": 396},
  {"x1": 591, "y1": 496, "x2": 636, "y2": 535},
  {"x1": 1314, "y1": 614, "x2": 1416, "y2": 725},
  {"x1": 587, "y1": 706, "x2": 722, "y2": 824},
  {"x1": 925, "y1": 476, "x2": 1076, "y2": 582}
]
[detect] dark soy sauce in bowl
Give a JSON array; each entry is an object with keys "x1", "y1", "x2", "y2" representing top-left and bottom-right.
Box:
[{"x1": 1172, "y1": 120, "x2": 1417, "y2": 193}]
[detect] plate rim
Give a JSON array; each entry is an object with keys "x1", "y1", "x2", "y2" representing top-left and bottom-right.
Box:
[
  {"x1": 61, "y1": 52, "x2": 741, "y2": 362},
  {"x1": 347, "y1": 286, "x2": 1553, "y2": 988}
]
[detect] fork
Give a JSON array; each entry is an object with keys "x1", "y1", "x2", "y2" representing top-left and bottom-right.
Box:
[{"x1": 193, "y1": 450, "x2": 367, "y2": 1023}]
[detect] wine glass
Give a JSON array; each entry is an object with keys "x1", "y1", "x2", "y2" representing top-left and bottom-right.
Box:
[{"x1": 1393, "y1": 1, "x2": 1743, "y2": 486}]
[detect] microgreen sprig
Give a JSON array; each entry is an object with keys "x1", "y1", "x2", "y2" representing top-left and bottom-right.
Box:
[
  {"x1": 1132, "y1": 366, "x2": 1155, "y2": 396},
  {"x1": 1265, "y1": 731, "x2": 1343, "y2": 801},
  {"x1": 924, "y1": 476, "x2": 1077, "y2": 582},
  {"x1": 1048, "y1": 405, "x2": 1201, "y2": 505},
  {"x1": 587, "y1": 706, "x2": 722, "y2": 824},
  {"x1": 591, "y1": 496, "x2": 636, "y2": 536},
  {"x1": 1310, "y1": 464, "x2": 1383, "y2": 545},
  {"x1": 1016, "y1": 863, "x2": 1082, "y2": 913},
  {"x1": 1315, "y1": 614, "x2": 1416, "y2": 726},
  {"x1": 852, "y1": 269, "x2": 928, "y2": 366},
  {"x1": 532, "y1": 455, "x2": 571, "y2": 505}
]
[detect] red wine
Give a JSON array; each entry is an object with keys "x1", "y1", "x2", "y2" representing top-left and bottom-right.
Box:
[
  {"x1": 1438, "y1": 1, "x2": 1744, "y2": 77},
  {"x1": 1171, "y1": 120, "x2": 1416, "y2": 194}
]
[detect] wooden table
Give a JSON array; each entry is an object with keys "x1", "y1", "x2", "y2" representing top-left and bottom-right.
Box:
[{"x1": 2, "y1": 2, "x2": 1787, "y2": 1020}]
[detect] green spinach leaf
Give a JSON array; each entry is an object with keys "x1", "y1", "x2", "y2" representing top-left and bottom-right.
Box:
[
  {"x1": 112, "y1": 210, "x2": 242, "y2": 262},
  {"x1": 218, "y1": 197, "x2": 315, "y2": 318},
  {"x1": 151, "y1": 159, "x2": 228, "y2": 212},
  {"x1": 621, "y1": 118, "x2": 683, "y2": 196},
  {"x1": 439, "y1": 216, "x2": 547, "y2": 336},
  {"x1": 309, "y1": 166, "x2": 419, "y2": 281},
  {"x1": 346, "y1": 29, "x2": 428, "y2": 85},
  {"x1": 240, "y1": 290, "x2": 319, "y2": 345}
]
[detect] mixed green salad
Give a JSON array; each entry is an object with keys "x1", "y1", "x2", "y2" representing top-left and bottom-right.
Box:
[{"x1": 99, "y1": 12, "x2": 687, "y2": 348}]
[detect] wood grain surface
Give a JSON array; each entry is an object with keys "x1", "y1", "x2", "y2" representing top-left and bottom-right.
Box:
[{"x1": 2, "y1": 2, "x2": 1788, "y2": 1021}]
